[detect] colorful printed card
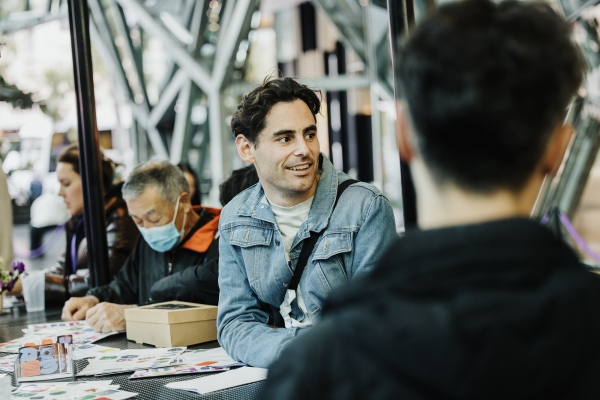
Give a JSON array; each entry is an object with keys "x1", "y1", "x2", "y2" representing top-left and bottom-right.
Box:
[
  {"x1": 22, "y1": 322, "x2": 120, "y2": 344},
  {"x1": 0, "y1": 338, "x2": 26, "y2": 354},
  {"x1": 130, "y1": 364, "x2": 229, "y2": 379},
  {"x1": 12, "y1": 381, "x2": 137, "y2": 399},
  {"x1": 0, "y1": 322, "x2": 120, "y2": 354},
  {"x1": 73, "y1": 344, "x2": 120, "y2": 361},
  {"x1": 130, "y1": 347, "x2": 242, "y2": 379},
  {"x1": 0, "y1": 354, "x2": 17, "y2": 372},
  {"x1": 16, "y1": 340, "x2": 74, "y2": 382},
  {"x1": 173, "y1": 348, "x2": 245, "y2": 368},
  {"x1": 77, "y1": 347, "x2": 186, "y2": 376}
]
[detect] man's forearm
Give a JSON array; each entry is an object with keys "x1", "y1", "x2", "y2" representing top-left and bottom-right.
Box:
[{"x1": 219, "y1": 318, "x2": 298, "y2": 368}]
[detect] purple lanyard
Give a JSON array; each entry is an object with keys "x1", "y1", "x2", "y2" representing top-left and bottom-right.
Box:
[{"x1": 70, "y1": 217, "x2": 84, "y2": 273}]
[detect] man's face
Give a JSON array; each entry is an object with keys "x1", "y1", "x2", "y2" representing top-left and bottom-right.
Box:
[
  {"x1": 126, "y1": 185, "x2": 188, "y2": 230},
  {"x1": 236, "y1": 99, "x2": 321, "y2": 207}
]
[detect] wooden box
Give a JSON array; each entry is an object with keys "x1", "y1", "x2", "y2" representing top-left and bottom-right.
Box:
[{"x1": 125, "y1": 301, "x2": 218, "y2": 348}]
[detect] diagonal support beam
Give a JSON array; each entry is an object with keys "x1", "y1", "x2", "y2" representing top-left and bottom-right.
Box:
[
  {"x1": 107, "y1": 0, "x2": 151, "y2": 109},
  {"x1": 114, "y1": 0, "x2": 213, "y2": 94},
  {"x1": 212, "y1": 0, "x2": 256, "y2": 90},
  {"x1": 0, "y1": 10, "x2": 68, "y2": 34},
  {"x1": 88, "y1": 12, "x2": 167, "y2": 158},
  {"x1": 148, "y1": 68, "x2": 187, "y2": 128},
  {"x1": 170, "y1": 80, "x2": 196, "y2": 164}
]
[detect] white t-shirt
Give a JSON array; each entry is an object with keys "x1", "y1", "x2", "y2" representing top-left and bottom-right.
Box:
[{"x1": 263, "y1": 195, "x2": 314, "y2": 328}]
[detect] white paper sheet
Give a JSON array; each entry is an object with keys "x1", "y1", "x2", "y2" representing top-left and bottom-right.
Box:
[
  {"x1": 73, "y1": 344, "x2": 120, "y2": 360},
  {"x1": 0, "y1": 355, "x2": 17, "y2": 372},
  {"x1": 78, "y1": 347, "x2": 186, "y2": 376},
  {"x1": 174, "y1": 348, "x2": 245, "y2": 368},
  {"x1": 165, "y1": 367, "x2": 268, "y2": 394},
  {"x1": 12, "y1": 381, "x2": 136, "y2": 399},
  {"x1": 0, "y1": 321, "x2": 120, "y2": 354}
]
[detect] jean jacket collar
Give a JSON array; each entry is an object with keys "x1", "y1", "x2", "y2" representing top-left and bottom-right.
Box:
[{"x1": 235, "y1": 153, "x2": 339, "y2": 237}]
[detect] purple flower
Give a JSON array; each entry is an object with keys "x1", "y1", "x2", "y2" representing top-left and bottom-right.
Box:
[
  {"x1": 0, "y1": 282, "x2": 4, "y2": 290},
  {"x1": 12, "y1": 261, "x2": 25, "y2": 274},
  {"x1": 6, "y1": 281, "x2": 15, "y2": 291}
]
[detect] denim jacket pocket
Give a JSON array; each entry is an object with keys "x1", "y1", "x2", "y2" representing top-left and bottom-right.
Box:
[
  {"x1": 310, "y1": 231, "x2": 353, "y2": 295},
  {"x1": 229, "y1": 226, "x2": 273, "y2": 247},
  {"x1": 228, "y1": 226, "x2": 274, "y2": 299}
]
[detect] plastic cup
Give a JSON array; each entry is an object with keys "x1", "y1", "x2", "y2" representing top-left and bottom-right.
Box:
[
  {"x1": 0, "y1": 374, "x2": 9, "y2": 400},
  {"x1": 22, "y1": 270, "x2": 45, "y2": 312}
]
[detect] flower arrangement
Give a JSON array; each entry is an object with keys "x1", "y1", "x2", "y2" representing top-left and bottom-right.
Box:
[{"x1": 0, "y1": 257, "x2": 25, "y2": 293}]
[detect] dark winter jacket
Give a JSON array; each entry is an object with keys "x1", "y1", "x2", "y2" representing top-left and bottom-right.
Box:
[
  {"x1": 87, "y1": 206, "x2": 221, "y2": 306},
  {"x1": 262, "y1": 218, "x2": 600, "y2": 400},
  {"x1": 47, "y1": 183, "x2": 139, "y2": 300}
]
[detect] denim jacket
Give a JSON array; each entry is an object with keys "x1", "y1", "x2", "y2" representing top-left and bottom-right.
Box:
[{"x1": 217, "y1": 155, "x2": 398, "y2": 367}]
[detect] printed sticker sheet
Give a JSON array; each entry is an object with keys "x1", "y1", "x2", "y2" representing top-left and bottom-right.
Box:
[
  {"x1": 0, "y1": 321, "x2": 120, "y2": 354},
  {"x1": 130, "y1": 347, "x2": 244, "y2": 379},
  {"x1": 0, "y1": 354, "x2": 17, "y2": 372},
  {"x1": 12, "y1": 380, "x2": 137, "y2": 399},
  {"x1": 78, "y1": 347, "x2": 186, "y2": 376}
]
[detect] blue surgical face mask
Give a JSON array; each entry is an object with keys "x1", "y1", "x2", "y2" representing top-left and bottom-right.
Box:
[{"x1": 138, "y1": 196, "x2": 187, "y2": 252}]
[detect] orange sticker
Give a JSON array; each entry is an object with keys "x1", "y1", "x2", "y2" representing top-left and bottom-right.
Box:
[
  {"x1": 195, "y1": 361, "x2": 217, "y2": 366},
  {"x1": 21, "y1": 360, "x2": 41, "y2": 377}
]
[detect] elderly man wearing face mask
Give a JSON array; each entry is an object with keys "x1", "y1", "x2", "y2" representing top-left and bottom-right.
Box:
[{"x1": 61, "y1": 160, "x2": 221, "y2": 332}]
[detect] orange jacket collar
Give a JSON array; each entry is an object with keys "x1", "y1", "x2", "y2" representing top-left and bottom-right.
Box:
[{"x1": 181, "y1": 206, "x2": 221, "y2": 253}]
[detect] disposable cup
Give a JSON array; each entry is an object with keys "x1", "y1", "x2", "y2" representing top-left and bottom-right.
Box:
[{"x1": 22, "y1": 270, "x2": 45, "y2": 312}]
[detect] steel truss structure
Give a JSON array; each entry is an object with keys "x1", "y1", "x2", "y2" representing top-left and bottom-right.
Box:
[{"x1": 1, "y1": 0, "x2": 400, "y2": 203}]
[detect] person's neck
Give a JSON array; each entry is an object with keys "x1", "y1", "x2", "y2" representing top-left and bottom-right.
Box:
[
  {"x1": 412, "y1": 162, "x2": 543, "y2": 230},
  {"x1": 261, "y1": 180, "x2": 319, "y2": 208},
  {"x1": 182, "y1": 209, "x2": 200, "y2": 238}
]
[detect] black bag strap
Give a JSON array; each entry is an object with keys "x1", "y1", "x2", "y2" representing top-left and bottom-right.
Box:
[{"x1": 287, "y1": 179, "x2": 358, "y2": 291}]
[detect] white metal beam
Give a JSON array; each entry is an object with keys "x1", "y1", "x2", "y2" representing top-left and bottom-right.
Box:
[
  {"x1": 115, "y1": 0, "x2": 213, "y2": 94},
  {"x1": 230, "y1": 75, "x2": 371, "y2": 96},
  {"x1": 207, "y1": 89, "x2": 230, "y2": 204},
  {"x1": 148, "y1": 68, "x2": 188, "y2": 127},
  {"x1": 364, "y1": 3, "x2": 383, "y2": 188},
  {"x1": 108, "y1": 0, "x2": 150, "y2": 108},
  {"x1": 212, "y1": 0, "x2": 255, "y2": 89},
  {"x1": 170, "y1": 80, "x2": 193, "y2": 164},
  {"x1": 0, "y1": 10, "x2": 67, "y2": 34},
  {"x1": 89, "y1": 15, "x2": 168, "y2": 159}
]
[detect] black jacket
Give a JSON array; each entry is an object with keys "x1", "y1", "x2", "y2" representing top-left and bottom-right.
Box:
[
  {"x1": 87, "y1": 207, "x2": 221, "y2": 306},
  {"x1": 262, "y1": 218, "x2": 600, "y2": 400}
]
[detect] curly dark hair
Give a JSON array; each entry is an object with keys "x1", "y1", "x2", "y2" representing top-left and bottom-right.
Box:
[
  {"x1": 396, "y1": 0, "x2": 585, "y2": 193},
  {"x1": 230, "y1": 76, "x2": 321, "y2": 145},
  {"x1": 219, "y1": 165, "x2": 259, "y2": 206}
]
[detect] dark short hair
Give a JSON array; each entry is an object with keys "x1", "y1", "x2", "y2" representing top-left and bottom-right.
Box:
[
  {"x1": 177, "y1": 162, "x2": 201, "y2": 206},
  {"x1": 219, "y1": 165, "x2": 259, "y2": 206},
  {"x1": 396, "y1": 0, "x2": 584, "y2": 192},
  {"x1": 57, "y1": 143, "x2": 114, "y2": 192},
  {"x1": 231, "y1": 77, "x2": 321, "y2": 145}
]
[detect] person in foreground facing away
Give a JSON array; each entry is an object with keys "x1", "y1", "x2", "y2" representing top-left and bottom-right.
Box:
[
  {"x1": 61, "y1": 160, "x2": 221, "y2": 332},
  {"x1": 217, "y1": 76, "x2": 398, "y2": 368},
  {"x1": 262, "y1": 1, "x2": 600, "y2": 399}
]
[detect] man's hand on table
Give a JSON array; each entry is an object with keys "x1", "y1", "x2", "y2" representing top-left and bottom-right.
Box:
[
  {"x1": 62, "y1": 296, "x2": 99, "y2": 321},
  {"x1": 86, "y1": 302, "x2": 136, "y2": 333}
]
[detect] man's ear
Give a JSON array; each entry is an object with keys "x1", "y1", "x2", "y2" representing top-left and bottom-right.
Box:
[
  {"x1": 179, "y1": 192, "x2": 192, "y2": 213},
  {"x1": 542, "y1": 123, "x2": 573, "y2": 175},
  {"x1": 236, "y1": 135, "x2": 256, "y2": 164},
  {"x1": 396, "y1": 101, "x2": 415, "y2": 163}
]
